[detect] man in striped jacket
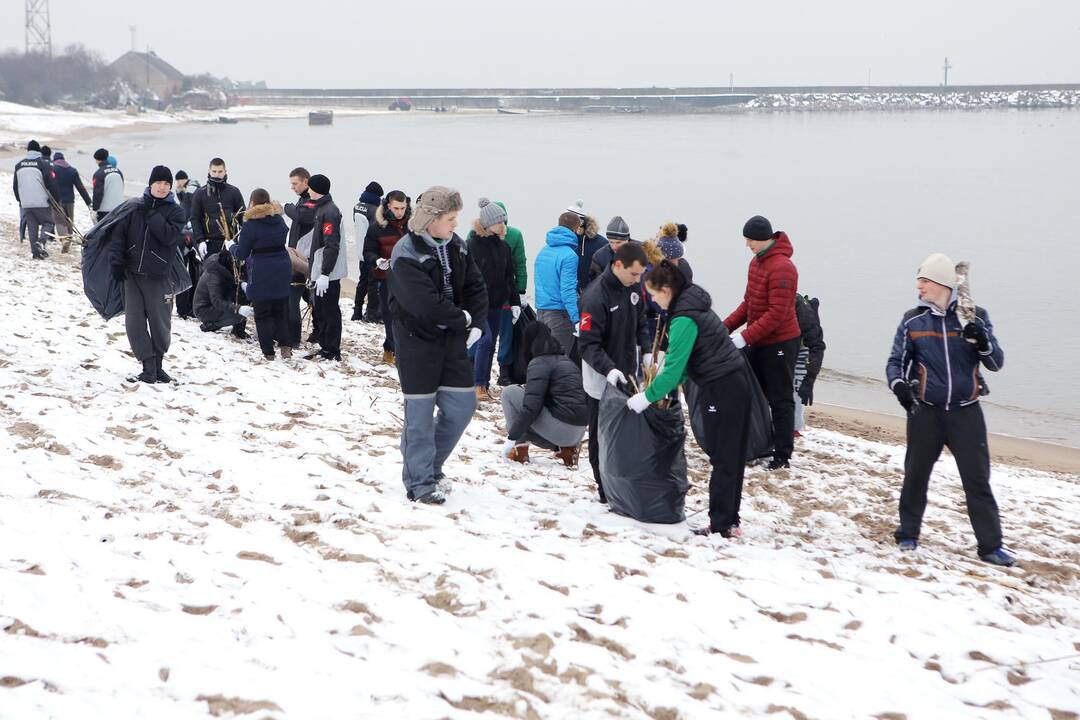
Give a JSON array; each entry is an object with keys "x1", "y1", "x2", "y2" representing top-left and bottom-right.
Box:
[{"x1": 886, "y1": 252, "x2": 1012, "y2": 567}]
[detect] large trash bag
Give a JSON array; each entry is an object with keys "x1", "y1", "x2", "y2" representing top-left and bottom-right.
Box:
[
  {"x1": 81, "y1": 222, "x2": 124, "y2": 321},
  {"x1": 685, "y1": 358, "x2": 774, "y2": 462},
  {"x1": 166, "y1": 245, "x2": 193, "y2": 297},
  {"x1": 509, "y1": 304, "x2": 537, "y2": 384},
  {"x1": 598, "y1": 383, "x2": 689, "y2": 524}
]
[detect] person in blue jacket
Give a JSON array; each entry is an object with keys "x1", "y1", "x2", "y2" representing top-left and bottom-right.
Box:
[
  {"x1": 886, "y1": 252, "x2": 1012, "y2": 567},
  {"x1": 231, "y1": 188, "x2": 293, "y2": 360},
  {"x1": 534, "y1": 211, "x2": 582, "y2": 355}
]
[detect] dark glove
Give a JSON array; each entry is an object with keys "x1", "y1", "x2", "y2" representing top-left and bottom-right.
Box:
[
  {"x1": 892, "y1": 382, "x2": 915, "y2": 413},
  {"x1": 962, "y1": 322, "x2": 990, "y2": 352},
  {"x1": 798, "y1": 379, "x2": 814, "y2": 407},
  {"x1": 112, "y1": 264, "x2": 126, "y2": 282}
]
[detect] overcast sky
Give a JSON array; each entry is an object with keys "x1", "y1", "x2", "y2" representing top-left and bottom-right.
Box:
[{"x1": 4, "y1": 0, "x2": 1079, "y2": 87}]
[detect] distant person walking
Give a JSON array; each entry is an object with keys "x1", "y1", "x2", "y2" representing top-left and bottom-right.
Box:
[
  {"x1": 91, "y1": 147, "x2": 124, "y2": 221},
  {"x1": 351, "y1": 181, "x2": 383, "y2": 322},
  {"x1": 12, "y1": 140, "x2": 59, "y2": 260},
  {"x1": 363, "y1": 190, "x2": 412, "y2": 364},
  {"x1": 50, "y1": 151, "x2": 92, "y2": 250}
]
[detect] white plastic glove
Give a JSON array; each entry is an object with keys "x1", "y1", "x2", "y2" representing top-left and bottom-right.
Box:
[
  {"x1": 224, "y1": 238, "x2": 236, "y2": 251},
  {"x1": 731, "y1": 332, "x2": 747, "y2": 350},
  {"x1": 240, "y1": 281, "x2": 248, "y2": 293},
  {"x1": 642, "y1": 353, "x2": 654, "y2": 370},
  {"x1": 314, "y1": 274, "x2": 330, "y2": 297},
  {"x1": 573, "y1": 321, "x2": 580, "y2": 337},
  {"x1": 376, "y1": 258, "x2": 390, "y2": 271},
  {"x1": 511, "y1": 306, "x2": 521, "y2": 324},
  {"x1": 466, "y1": 327, "x2": 483, "y2": 349},
  {"x1": 238, "y1": 305, "x2": 254, "y2": 318},
  {"x1": 626, "y1": 392, "x2": 651, "y2": 414},
  {"x1": 655, "y1": 350, "x2": 667, "y2": 374},
  {"x1": 462, "y1": 310, "x2": 472, "y2": 327},
  {"x1": 606, "y1": 368, "x2": 627, "y2": 387},
  {"x1": 197, "y1": 241, "x2": 207, "y2": 260}
]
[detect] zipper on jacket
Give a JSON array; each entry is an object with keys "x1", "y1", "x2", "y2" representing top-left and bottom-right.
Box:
[
  {"x1": 941, "y1": 316, "x2": 952, "y2": 410},
  {"x1": 137, "y1": 226, "x2": 148, "y2": 274}
]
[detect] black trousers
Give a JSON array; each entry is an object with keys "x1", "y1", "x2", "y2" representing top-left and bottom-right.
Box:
[
  {"x1": 175, "y1": 252, "x2": 201, "y2": 318},
  {"x1": 352, "y1": 261, "x2": 381, "y2": 318},
  {"x1": 378, "y1": 280, "x2": 395, "y2": 352},
  {"x1": 693, "y1": 371, "x2": 752, "y2": 532},
  {"x1": 287, "y1": 284, "x2": 303, "y2": 347},
  {"x1": 313, "y1": 280, "x2": 342, "y2": 355},
  {"x1": 747, "y1": 337, "x2": 800, "y2": 462},
  {"x1": 895, "y1": 402, "x2": 1003, "y2": 556},
  {"x1": 587, "y1": 397, "x2": 604, "y2": 499},
  {"x1": 253, "y1": 298, "x2": 289, "y2": 357}
]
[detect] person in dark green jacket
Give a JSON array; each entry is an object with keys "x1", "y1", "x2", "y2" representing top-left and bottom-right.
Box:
[
  {"x1": 494, "y1": 200, "x2": 527, "y2": 385},
  {"x1": 627, "y1": 260, "x2": 752, "y2": 538}
]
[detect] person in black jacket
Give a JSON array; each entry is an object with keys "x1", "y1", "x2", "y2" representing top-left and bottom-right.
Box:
[
  {"x1": 363, "y1": 190, "x2": 411, "y2": 363},
  {"x1": 193, "y1": 251, "x2": 249, "y2": 339},
  {"x1": 283, "y1": 167, "x2": 317, "y2": 347},
  {"x1": 351, "y1": 180, "x2": 383, "y2": 322},
  {"x1": 793, "y1": 294, "x2": 826, "y2": 435},
  {"x1": 174, "y1": 171, "x2": 195, "y2": 214},
  {"x1": 49, "y1": 151, "x2": 91, "y2": 251},
  {"x1": 13, "y1": 139, "x2": 59, "y2": 259},
  {"x1": 388, "y1": 186, "x2": 488, "y2": 505},
  {"x1": 189, "y1": 157, "x2": 245, "y2": 257},
  {"x1": 109, "y1": 166, "x2": 187, "y2": 384},
  {"x1": 629, "y1": 261, "x2": 752, "y2": 537},
  {"x1": 466, "y1": 198, "x2": 521, "y2": 401},
  {"x1": 91, "y1": 148, "x2": 124, "y2": 221},
  {"x1": 501, "y1": 322, "x2": 589, "y2": 467},
  {"x1": 578, "y1": 242, "x2": 651, "y2": 501},
  {"x1": 304, "y1": 174, "x2": 345, "y2": 361}
]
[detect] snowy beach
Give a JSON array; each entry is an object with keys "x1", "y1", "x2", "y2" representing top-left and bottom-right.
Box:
[{"x1": 1, "y1": 168, "x2": 1079, "y2": 719}]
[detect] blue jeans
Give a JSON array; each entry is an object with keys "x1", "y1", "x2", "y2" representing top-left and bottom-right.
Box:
[
  {"x1": 497, "y1": 308, "x2": 515, "y2": 366},
  {"x1": 470, "y1": 307, "x2": 508, "y2": 387}
]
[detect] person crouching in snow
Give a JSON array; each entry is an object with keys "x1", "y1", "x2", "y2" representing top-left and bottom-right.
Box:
[
  {"x1": 502, "y1": 321, "x2": 589, "y2": 467},
  {"x1": 111, "y1": 165, "x2": 187, "y2": 383},
  {"x1": 886, "y1": 253, "x2": 1012, "y2": 567},
  {"x1": 466, "y1": 197, "x2": 521, "y2": 402},
  {"x1": 193, "y1": 249, "x2": 250, "y2": 339},
  {"x1": 230, "y1": 189, "x2": 293, "y2": 360},
  {"x1": 630, "y1": 260, "x2": 752, "y2": 538},
  {"x1": 388, "y1": 186, "x2": 488, "y2": 505}
]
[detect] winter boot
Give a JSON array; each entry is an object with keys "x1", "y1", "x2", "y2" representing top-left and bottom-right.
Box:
[
  {"x1": 415, "y1": 488, "x2": 447, "y2": 505},
  {"x1": 766, "y1": 457, "x2": 790, "y2": 471},
  {"x1": 475, "y1": 386, "x2": 493, "y2": 403},
  {"x1": 127, "y1": 358, "x2": 157, "y2": 384},
  {"x1": 980, "y1": 548, "x2": 1016, "y2": 567},
  {"x1": 506, "y1": 444, "x2": 530, "y2": 464},
  {"x1": 231, "y1": 322, "x2": 249, "y2": 340},
  {"x1": 496, "y1": 364, "x2": 513, "y2": 387},
  {"x1": 199, "y1": 322, "x2": 218, "y2": 333},
  {"x1": 350, "y1": 308, "x2": 363, "y2": 322},
  {"x1": 555, "y1": 445, "x2": 580, "y2": 468},
  {"x1": 279, "y1": 345, "x2": 293, "y2": 359},
  {"x1": 154, "y1": 356, "x2": 175, "y2": 384},
  {"x1": 382, "y1": 350, "x2": 395, "y2": 365},
  {"x1": 897, "y1": 539, "x2": 918, "y2": 552}
]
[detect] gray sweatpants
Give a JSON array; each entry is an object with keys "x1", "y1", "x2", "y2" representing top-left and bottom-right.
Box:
[
  {"x1": 401, "y1": 388, "x2": 477, "y2": 499},
  {"x1": 501, "y1": 385, "x2": 587, "y2": 450},
  {"x1": 125, "y1": 273, "x2": 173, "y2": 362},
  {"x1": 537, "y1": 309, "x2": 575, "y2": 356},
  {"x1": 21, "y1": 206, "x2": 53, "y2": 256}
]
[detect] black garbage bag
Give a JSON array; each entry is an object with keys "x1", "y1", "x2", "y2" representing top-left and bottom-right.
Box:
[
  {"x1": 685, "y1": 358, "x2": 774, "y2": 462},
  {"x1": 598, "y1": 383, "x2": 689, "y2": 524},
  {"x1": 509, "y1": 303, "x2": 537, "y2": 384},
  {"x1": 166, "y1": 245, "x2": 193, "y2": 297}
]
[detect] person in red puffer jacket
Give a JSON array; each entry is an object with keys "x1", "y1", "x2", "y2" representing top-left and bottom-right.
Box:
[{"x1": 724, "y1": 215, "x2": 801, "y2": 470}]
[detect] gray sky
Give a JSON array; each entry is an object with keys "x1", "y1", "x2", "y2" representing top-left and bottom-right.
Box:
[{"x1": 4, "y1": 0, "x2": 1080, "y2": 87}]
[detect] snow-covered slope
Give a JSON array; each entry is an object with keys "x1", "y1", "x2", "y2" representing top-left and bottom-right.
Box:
[{"x1": 0, "y1": 195, "x2": 1077, "y2": 719}]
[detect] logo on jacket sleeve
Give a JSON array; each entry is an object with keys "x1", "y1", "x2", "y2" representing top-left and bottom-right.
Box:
[
  {"x1": 322, "y1": 222, "x2": 334, "y2": 236},
  {"x1": 580, "y1": 312, "x2": 592, "y2": 332}
]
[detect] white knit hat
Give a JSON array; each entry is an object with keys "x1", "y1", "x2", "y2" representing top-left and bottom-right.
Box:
[{"x1": 916, "y1": 253, "x2": 957, "y2": 289}]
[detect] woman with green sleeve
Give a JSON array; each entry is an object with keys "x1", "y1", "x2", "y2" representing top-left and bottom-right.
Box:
[{"x1": 627, "y1": 261, "x2": 753, "y2": 538}]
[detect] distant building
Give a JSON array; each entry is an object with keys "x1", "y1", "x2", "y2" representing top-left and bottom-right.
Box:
[{"x1": 110, "y1": 51, "x2": 185, "y2": 102}]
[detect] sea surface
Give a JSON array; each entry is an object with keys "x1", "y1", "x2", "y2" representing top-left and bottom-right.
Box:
[{"x1": 92, "y1": 108, "x2": 1080, "y2": 447}]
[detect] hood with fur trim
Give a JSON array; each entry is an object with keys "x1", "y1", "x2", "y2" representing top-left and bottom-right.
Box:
[
  {"x1": 471, "y1": 218, "x2": 506, "y2": 239},
  {"x1": 244, "y1": 201, "x2": 283, "y2": 220},
  {"x1": 375, "y1": 203, "x2": 411, "y2": 228}
]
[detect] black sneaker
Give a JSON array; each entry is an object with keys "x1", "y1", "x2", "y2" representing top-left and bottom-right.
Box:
[
  {"x1": 496, "y1": 365, "x2": 513, "y2": 387},
  {"x1": 980, "y1": 548, "x2": 1016, "y2": 567},
  {"x1": 154, "y1": 357, "x2": 175, "y2": 384},
  {"x1": 350, "y1": 309, "x2": 363, "y2": 321},
  {"x1": 232, "y1": 327, "x2": 250, "y2": 340},
  {"x1": 415, "y1": 489, "x2": 446, "y2": 505},
  {"x1": 766, "y1": 458, "x2": 790, "y2": 471}
]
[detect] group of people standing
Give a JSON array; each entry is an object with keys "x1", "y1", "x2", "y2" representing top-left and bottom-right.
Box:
[{"x1": 11, "y1": 138, "x2": 1014, "y2": 565}]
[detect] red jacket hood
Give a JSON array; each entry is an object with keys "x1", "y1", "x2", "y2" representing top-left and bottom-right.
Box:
[{"x1": 759, "y1": 231, "x2": 793, "y2": 261}]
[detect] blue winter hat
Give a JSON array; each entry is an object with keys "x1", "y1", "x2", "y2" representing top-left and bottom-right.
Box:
[
  {"x1": 107, "y1": 155, "x2": 118, "y2": 167},
  {"x1": 658, "y1": 235, "x2": 684, "y2": 260}
]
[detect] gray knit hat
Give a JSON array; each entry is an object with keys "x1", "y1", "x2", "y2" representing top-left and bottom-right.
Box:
[
  {"x1": 916, "y1": 253, "x2": 957, "y2": 289},
  {"x1": 477, "y1": 197, "x2": 508, "y2": 229},
  {"x1": 606, "y1": 215, "x2": 631, "y2": 240},
  {"x1": 408, "y1": 185, "x2": 464, "y2": 234}
]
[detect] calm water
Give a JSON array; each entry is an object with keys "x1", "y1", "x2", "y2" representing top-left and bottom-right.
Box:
[{"x1": 96, "y1": 109, "x2": 1080, "y2": 446}]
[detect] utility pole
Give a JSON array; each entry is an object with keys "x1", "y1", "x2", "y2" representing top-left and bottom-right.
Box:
[
  {"x1": 25, "y1": 0, "x2": 52, "y2": 57},
  {"x1": 130, "y1": 26, "x2": 137, "y2": 53},
  {"x1": 729, "y1": 73, "x2": 734, "y2": 93},
  {"x1": 943, "y1": 57, "x2": 952, "y2": 87}
]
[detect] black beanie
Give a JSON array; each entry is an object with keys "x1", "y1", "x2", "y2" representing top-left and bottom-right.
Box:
[
  {"x1": 175, "y1": 170, "x2": 188, "y2": 180},
  {"x1": 93, "y1": 148, "x2": 109, "y2": 162},
  {"x1": 27, "y1": 140, "x2": 40, "y2": 152},
  {"x1": 742, "y1": 215, "x2": 774, "y2": 241},
  {"x1": 309, "y1": 174, "x2": 331, "y2": 195},
  {"x1": 365, "y1": 181, "x2": 384, "y2": 196},
  {"x1": 148, "y1": 165, "x2": 174, "y2": 186}
]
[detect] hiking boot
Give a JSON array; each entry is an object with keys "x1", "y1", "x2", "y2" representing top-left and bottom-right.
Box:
[
  {"x1": 555, "y1": 445, "x2": 580, "y2": 468},
  {"x1": 436, "y1": 476, "x2": 453, "y2": 495},
  {"x1": 506, "y1": 444, "x2": 530, "y2": 464},
  {"x1": 766, "y1": 458, "x2": 790, "y2": 471},
  {"x1": 154, "y1": 356, "x2": 175, "y2": 384},
  {"x1": 350, "y1": 308, "x2": 362, "y2": 321},
  {"x1": 303, "y1": 351, "x2": 323, "y2": 360},
  {"x1": 279, "y1": 345, "x2": 293, "y2": 359},
  {"x1": 415, "y1": 489, "x2": 447, "y2": 505},
  {"x1": 980, "y1": 548, "x2": 1016, "y2": 567},
  {"x1": 496, "y1": 365, "x2": 513, "y2": 387},
  {"x1": 475, "y1": 386, "x2": 493, "y2": 403},
  {"x1": 898, "y1": 539, "x2": 918, "y2": 552},
  {"x1": 382, "y1": 350, "x2": 395, "y2": 365},
  {"x1": 321, "y1": 350, "x2": 342, "y2": 361},
  {"x1": 199, "y1": 322, "x2": 217, "y2": 332},
  {"x1": 231, "y1": 325, "x2": 249, "y2": 340},
  {"x1": 127, "y1": 358, "x2": 157, "y2": 384},
  {"x1": 363, "y1": 312, "x2": 382, "y2": 323}
]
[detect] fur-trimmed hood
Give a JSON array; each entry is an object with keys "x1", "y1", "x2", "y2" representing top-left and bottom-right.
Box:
[
  {"x1": 375, "y1": 203, "x2": 411, "y2": 228},
  {"x1": 245, "y1": 201, "x2": 283, "y2": 220},
  {"x1": 581, "y1": 214, "x2": 601, "y2": 239},
  {"x1": 471, "y1": 218, "x2": 506, "y2": 239}
]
